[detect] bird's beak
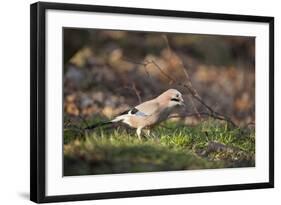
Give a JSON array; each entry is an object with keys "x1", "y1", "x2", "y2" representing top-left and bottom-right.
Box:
[{"x1": 179, "y1": 98, "x2": 185, "y2": 106}]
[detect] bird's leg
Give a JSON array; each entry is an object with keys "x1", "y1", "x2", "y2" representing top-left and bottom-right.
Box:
[
  {"x1": 144, "y1": 129, "x2": 151, "y2": 137},
  {"x1": 146, "y1": 129, "x2": 151, "y2": 137},
  {"x1": 136, "y1": 127, "x2": 142, "y2": 140},
  {"x1": 151, "y1": 132, "x2": 158, "y2": 138}
]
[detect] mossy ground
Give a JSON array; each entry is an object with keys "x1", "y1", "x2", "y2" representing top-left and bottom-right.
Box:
[{"x1": 64, "y1": 119, "x2": 255, "y2": 176}]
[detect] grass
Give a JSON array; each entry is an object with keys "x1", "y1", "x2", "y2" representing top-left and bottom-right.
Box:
[{"x1": 63, "y1": 119, "x2": 255, "y2": 176}]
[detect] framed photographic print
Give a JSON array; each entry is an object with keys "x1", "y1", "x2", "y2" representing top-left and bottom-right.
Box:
[{"x1": 30, "y1": 1, "x2": 274, "y2": 203}]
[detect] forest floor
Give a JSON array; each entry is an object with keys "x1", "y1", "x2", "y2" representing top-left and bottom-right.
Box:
[{"x1": 64, "y1": 119, "x2": 255, "y2": 176}]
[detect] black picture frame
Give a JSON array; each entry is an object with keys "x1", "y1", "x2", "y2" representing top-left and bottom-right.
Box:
[{"x1": 30, "y1": 2, "x2": 274, "y2": 203}]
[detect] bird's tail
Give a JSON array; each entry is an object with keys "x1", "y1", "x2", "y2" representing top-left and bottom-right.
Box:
[
  {"x1": 85, "y1": 116, "x2": 124, "y2": 130},
  {"x1": 85, "y1": 121, "x2": 113, "y2": 130}
]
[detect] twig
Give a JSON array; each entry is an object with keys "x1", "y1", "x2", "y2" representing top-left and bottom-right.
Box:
[
  {"x1": 163, "y1": 35, "x2": 236, "y2": 127},
  {"x1": 150, "y1": 60, "x2": 175, "y2": 83},
  {"x1": 124, "y1": 57, "x2": 236, "y2": 125},
  {"x1": 122, "y1": 57, "x2": 151, "y2": 79},
  {"x1": 162, "y1": 35, "x2": 201, "y2": 98},
  {"x1": 131, "y1": 83, "x2": 142, "y2": 104},
  {"x1": 123, "y1": 83, "x2": 142, "y2": 103},
  {"x1": 123, "y1": 58, "x2": 236, "y2": 127},
  {"x1": 245, "y1": 121, "x2": 255, "y2": 128}
]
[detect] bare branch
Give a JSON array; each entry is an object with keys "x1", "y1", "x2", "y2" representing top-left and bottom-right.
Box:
[
  {"x1": 123, "y1": 57, "x2": 237, "y2": 126},
  {"x1": 162, "y1": 35, "x2": 236, "y2": 127},
  {"x1": 124, "y1": 83, "x2": 142, "y2": 104},
  {"x1": 131, "y1": 83, "x2": 142, "y2": 104},
  {"x1": 150, "y1": 60, "x2": 176, "y2": 83},
  {"x1": 121, "y1": 36, "x2": 237, "y2": 127}
]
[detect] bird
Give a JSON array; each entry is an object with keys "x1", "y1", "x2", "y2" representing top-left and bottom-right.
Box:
[{"x1": 86, "y1": 89, "x2": 185, "y2": 139}]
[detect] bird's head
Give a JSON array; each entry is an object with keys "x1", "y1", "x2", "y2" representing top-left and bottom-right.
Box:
[{"x1": 158, "y1": 89, "x2": 185, "y2": 108}]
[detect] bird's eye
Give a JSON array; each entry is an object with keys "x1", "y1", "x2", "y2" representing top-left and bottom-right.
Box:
[{"x1": 176, "y1": 94, "x2": 179, "y2": 98}]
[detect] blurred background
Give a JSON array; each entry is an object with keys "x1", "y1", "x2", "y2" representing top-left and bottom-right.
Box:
[{"x1": 63, "y1": 28, "x2": 255, "y2": 126}]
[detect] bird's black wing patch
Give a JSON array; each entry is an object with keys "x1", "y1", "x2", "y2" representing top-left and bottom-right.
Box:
[
  {"x1": 130, "y1": 107, "x2": 139, "y2": 114},
  {"x1": 119, "y1": 107, "x2": 148, "y2": 116},
  {"x1": 119, "y1": 107, "x2": 139, "y2": 115},
  {"x1": 119, "y1": 109, "x2": 130, "y2": 115}
]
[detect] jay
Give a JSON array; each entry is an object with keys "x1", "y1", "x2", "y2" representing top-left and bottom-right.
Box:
[{"x1": 87, "y1": 89, "x2": 185, "y2": 139}]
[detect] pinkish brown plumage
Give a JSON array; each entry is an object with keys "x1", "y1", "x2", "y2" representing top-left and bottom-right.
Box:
[
  {"x1": 87, "y1": 89, "x2": 185, "y2": 139},
  {"x1": 111, "y1": 89, "x2": 185, "y2": 139}
]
